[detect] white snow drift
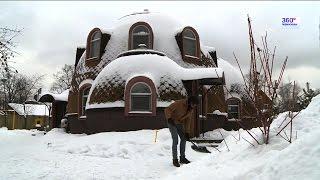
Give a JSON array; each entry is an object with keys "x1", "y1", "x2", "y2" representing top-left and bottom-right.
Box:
[{"x1": 1, "y1": 95, "x2": 320, "y2": 180}]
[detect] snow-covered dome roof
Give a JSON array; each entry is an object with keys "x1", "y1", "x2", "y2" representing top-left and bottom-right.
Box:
[
  {"x1": 111, "y1": 12, "x2": 185, "y2": 61},
  {"x1": 105, "y1": 11, "x2": 214, "y2": 67},
  {"x1": 73, "y1": 11, "x2": 216, "y2": 91},
  {"x1": 39, "y1": 89, "x2": 69, "y2": 102},
  {"x1": 87, "y1": 53, "x2": 223, "y2": 109},
  {"x1": 218, "y1": 58, "x2": 244, "y2": 88},
  {"x1": 217, "y1": 58, "x2": 247, "y2": 100}
]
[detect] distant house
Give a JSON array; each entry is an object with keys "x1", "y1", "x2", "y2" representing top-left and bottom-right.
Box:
[{"x1": 0, "y1": 103, "x2": 49, "y2": 130}]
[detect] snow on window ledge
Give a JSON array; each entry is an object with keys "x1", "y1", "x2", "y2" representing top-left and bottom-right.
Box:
[
  {"x1": 86, "y1": 57, "x2": 99, "y2": 61},
  {"x1": 129, "y1": 111, "x2": 152, "y2": 114},
  {"x1": 228, "y1": 118, "x2": 241, "y2": 122},
  {"x1": 212, "y1": 110, "x2": 228, "y2": 117},
  {"x1": 79, "y1": 116, "x2": 87, "y2": 119},
  {"x1": 185, "y1": 55, "x2": 199, "y2": 59},
  {"x1": 157, "y1": 101, "x2": 173, "y2": 107},
  {"x1": 65, "y1": 113, "x2": 78, "y2": 117}
]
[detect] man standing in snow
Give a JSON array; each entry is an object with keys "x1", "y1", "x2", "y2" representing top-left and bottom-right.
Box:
[{"x1": 164, "y1": 96, "x2": 199, "y2": 167}]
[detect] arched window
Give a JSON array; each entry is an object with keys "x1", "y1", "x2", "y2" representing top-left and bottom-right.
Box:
[
  {"x1": 125, "y1": 76, "x2": 156, "y2": 116},
  {"x1": 227, "y1": 98, "x2": 241, "y2": 119},
  {"x1": 86, "y1": 28, "x2": 101, "y2": 60},
  {"x1": 183, "y1": 28, "x2": 198, "y2": 58},
  {"x1": 89, "y1": 31, "x2": 101, "y2": 59},
  {"x1": 130, "y1": 82, "x2": 152, "y2": 112},
  {"x1": 129, "y1": 22, "x2": 153, "y2": 50},
  {"x1": 79, "y1": 85, "x2": 91, "y2": 116}
]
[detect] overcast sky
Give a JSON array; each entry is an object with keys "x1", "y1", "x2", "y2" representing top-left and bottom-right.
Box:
[{"x1": 1, "y1": 1, "x2": 320, "y2": 90}]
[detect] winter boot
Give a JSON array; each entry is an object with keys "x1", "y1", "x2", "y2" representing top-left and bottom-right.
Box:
[
  {"x1": 173, "y1": 159, "x2": 180, "y2": 167},
  {"x1": 180, "y1": 156, "x2": 191, "y2": 164}
]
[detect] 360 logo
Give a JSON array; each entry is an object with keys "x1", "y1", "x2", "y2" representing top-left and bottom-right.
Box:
[{"x1": 282, "y1": 17, "x2": 299, "y2": 26}]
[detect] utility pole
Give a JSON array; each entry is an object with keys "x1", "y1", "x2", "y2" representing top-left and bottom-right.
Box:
[
  {"x1": 1, "y1": 79, "x2": 7, "y2": 110},
  {"x1": 1, "y1": 78, "x2": 8, "y2": 127},
  {"x1": 23, "y1": 102, "x2": 27, "y2": 129}
]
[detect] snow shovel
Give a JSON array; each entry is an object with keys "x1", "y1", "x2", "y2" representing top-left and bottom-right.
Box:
[
  {"x1": 189, "y1": 140, "x2": 211, "y2": 153},
  {"x1": 173, "y1": 120, "x2": 211, "y2": 154}
]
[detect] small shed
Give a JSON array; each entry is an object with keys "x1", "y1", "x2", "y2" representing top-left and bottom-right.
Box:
[{"x1": 5, "y1": 103, "x2": 49, "y2": 130}]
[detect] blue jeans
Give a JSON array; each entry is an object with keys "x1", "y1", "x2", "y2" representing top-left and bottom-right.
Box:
[{"x1": 167, "y1": 122, "x2": 186, "y2": 160}]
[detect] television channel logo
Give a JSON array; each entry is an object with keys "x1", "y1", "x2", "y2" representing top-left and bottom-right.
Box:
[{"x1": 282, "y1": 17, "x2": 300, "y2": 28}]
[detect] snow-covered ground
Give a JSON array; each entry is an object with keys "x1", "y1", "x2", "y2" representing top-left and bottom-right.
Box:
[
  {"x1": 0, "y1": 127, "x2": 209, "y2": 180},
  {"x1": 1, "y1": 95, "x2": 320, "y2": 180}
]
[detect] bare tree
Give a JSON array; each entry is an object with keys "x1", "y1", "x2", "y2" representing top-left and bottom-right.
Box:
[
  {"x1": 0, "y1": 27, "x2": 21, "y2": 74},
  {"x1": 50, "y1": 64, "x2": 74, "y2": 93},
  {"x1": 277, "y1": 82, "x2": 302, "y2": 112},
  {"x1": 276, "y1": 81, "x2": 302, "y2": 143},
  {"x1": 0, "y1": 27, "x2": 45, "y2": 108},
  {"x1": 1, "y1": 27, "x2": 22, "y2": 109},
  {"x1": 233, "y1": 15, "x2": 289, "y2": 144},
  {"x1": 1, "y1": 73, "x2": 44, "y2": 105}
]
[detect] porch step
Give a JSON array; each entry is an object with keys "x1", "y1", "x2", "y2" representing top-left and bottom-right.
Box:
[
  {"x1": 191, "y1": 142, "x2": 219, "y2": 148},
  {"x1": 190, "y1": 139, "x2": 224, "y2": 144}
]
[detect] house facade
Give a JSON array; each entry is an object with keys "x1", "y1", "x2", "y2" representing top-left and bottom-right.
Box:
[
  {"x1": 43, "y1": 10, "x2": 269, "y2": 136},
  {"x1": 0, "y1": 103, "x2": 49, "y2": 130}
]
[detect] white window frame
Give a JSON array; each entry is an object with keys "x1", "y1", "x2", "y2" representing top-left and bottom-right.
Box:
[
  {"x1": 131, "y1": 25, "x2": 151, "y2": 49},
  {"x1": 183, "y1": 29, "x2": 197, "y2": 58},
  {"x1": 129, "y1": 82, "x2": 152, "y2": 113},
  {"x1": 88, "y1": 31, "x2": 101, "y2": 59},
  {"x1": 81, "y1": 87, "x2": 90, "y2": 116}
]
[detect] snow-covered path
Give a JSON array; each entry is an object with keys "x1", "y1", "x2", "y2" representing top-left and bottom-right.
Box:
[
  {"x1": 0, "y1": 128, "x2": 209, "y2": 180},
  {"x1": 1, "y1": 95, "x2": 320, "y2": 180},
  {"x1": 0, "y1": 130, "x2": 107, "y2": 179}
]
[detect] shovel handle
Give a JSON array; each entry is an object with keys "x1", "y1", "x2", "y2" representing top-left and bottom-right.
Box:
[{"x1": 189, "y1": 140, "x2": 198, "y2": 147}]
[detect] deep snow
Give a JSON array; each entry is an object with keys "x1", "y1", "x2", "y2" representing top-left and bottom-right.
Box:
[{"x1": 1, "y1": 95, "x2": 320, "y2": 180}]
